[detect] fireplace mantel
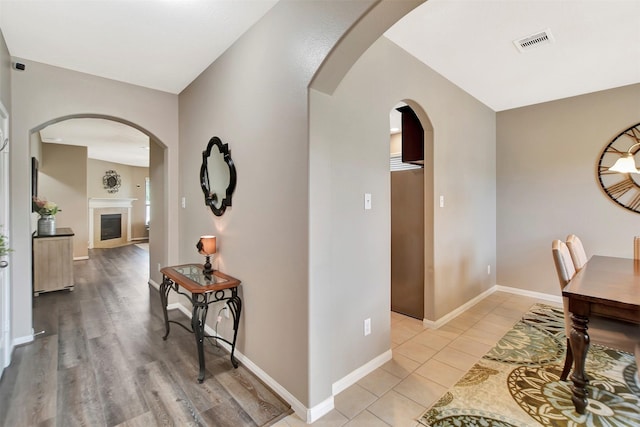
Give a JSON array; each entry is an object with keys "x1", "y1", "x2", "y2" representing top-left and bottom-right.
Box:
[
  {"x1": 89, "y1": 198, "x2": 137, "y2": 208},
  {"x1": 88, "y1": 198, "x2": 137, "y2": 248}
]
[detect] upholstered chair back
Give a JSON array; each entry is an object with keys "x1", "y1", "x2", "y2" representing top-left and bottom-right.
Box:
[
  {"x1": 566, "y1": 234, "x2": 588, "y2": 271},
  {"x1": 552, "y1": 240, "x2": 575, "y2": 337}
]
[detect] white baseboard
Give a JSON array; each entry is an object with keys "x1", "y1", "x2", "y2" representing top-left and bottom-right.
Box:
[
  {"x1": 494, "y1": 284, "x2": 562, "y2": 304},
  {"x1": 148, "y1": 278, "x2": 160, "y2": 290},
  {"x1": 162, "y1": 286, "x2": 561, "y2": 424},
  {"x1": 422, "y1": 285, "x2": 561, "y2": 329},
  {"x1": 423, "y1": 286, "x2": 497, "y2": 329},
  {"x1": 73, "y1": 256, "x2": 89, "y2": 261},
  {"x1": 13, "y1": 333, "x2": 33, "y2": 347},
  {"x1": 306, "y1": 396, "x2": 335, "y2": 424},
  {"x1": 332, "y1": 350, "x2": 392, "y2": 395}
]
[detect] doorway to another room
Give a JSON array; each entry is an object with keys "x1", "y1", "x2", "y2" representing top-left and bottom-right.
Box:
[{"x1": 389, "y1": 102, "x2": 434, "y2": 322}]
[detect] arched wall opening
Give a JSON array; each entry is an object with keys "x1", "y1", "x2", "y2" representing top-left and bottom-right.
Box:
[
  {"x1": 389, "y1": 100, "x2": 435, "y2": 322},
  {"x1": 29, "y1": 113, "x2": 167, "y2": 297},
  {"x1": 401, "y1": 100, "x2": 435, "y2": 321}
]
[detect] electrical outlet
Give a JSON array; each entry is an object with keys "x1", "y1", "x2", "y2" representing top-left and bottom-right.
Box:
[
  {"x1": 181, "y1": 197, "x2": 186, "y2": 208},
  {"x1": 364, "y1": 318, "x2": 371, "y2": 336},
  {"x1": 157, "y1": 263, "x2": 161, "y2": 272},
  {"x1": 223, "y1": 305, "x2": 230, "y2": 319},
  {"x1": 487, "y1": 264, "x2": 491, "y2": 275}
]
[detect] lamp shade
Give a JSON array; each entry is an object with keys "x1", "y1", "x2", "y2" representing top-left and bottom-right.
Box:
[
  {"x1": 197, "y1": 235, "x2": 217, "y2": 255},
  {"x1": 608, "y1": 153, "x2": 640, "y2": 174}
]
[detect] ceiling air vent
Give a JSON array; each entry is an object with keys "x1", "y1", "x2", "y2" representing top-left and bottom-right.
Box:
[{"x1": 513, "y1": 29, "x2": 554, "y2": 52}]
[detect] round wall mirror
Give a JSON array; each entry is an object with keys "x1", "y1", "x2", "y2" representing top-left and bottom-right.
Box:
[{"x1": 200, "y1": 136, "x2": 237, "y2": 216}]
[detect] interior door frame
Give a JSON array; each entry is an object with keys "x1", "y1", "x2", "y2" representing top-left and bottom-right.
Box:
[{"x1": 0, "y1": 99, "x2": 11, "y2": 372}]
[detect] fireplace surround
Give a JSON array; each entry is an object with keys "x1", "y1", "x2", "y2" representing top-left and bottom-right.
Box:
[{"x1": 89, "y1": 198, "x2": 136, "y2": 248}]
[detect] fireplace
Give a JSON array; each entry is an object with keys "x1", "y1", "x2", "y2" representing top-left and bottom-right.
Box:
[
  {"x1": 89, "y1": 198, "x2": 135, "y2": 248},
  {"x1": 101, "y1": 214, "x2": 122, "y2": 241}
]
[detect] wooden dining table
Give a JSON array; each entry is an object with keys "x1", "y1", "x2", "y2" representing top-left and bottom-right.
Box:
[{"x1": 562, "y1": 255, "x2": 640, "y2": 414}]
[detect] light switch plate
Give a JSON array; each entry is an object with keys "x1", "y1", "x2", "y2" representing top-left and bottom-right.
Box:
[{"x1": 364, "y1": 193, "x2": 372, "y2": 210}]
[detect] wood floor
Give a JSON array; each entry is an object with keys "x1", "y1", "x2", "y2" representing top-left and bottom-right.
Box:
[{"x1": 0, "y1": 244, "x2": 290, "y2": 426}]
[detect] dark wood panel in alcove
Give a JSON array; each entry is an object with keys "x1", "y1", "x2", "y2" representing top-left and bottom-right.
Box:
[{"x1": 397, "y1": 105, "x2": 424, "y2": 165}]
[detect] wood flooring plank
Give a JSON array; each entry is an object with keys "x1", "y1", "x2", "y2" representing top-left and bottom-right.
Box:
[
  {"x1": 0, "y1": 342, "x2": 26, "y2": 426},
  {"x1": 135, "y1": 360, "x2": 206, "y2": 426},
  {"x1": 112, "y1": 411, "x2": 157, "y2": 427},
  {"x1": 110, "y1": 315, "x2": 169, "y2": 369},
  {"x1": 58, "y1": 309, "x2": 89, "y2": 369},
  {"x1": 32, "y1": 293, "x2": 60, "y2": 338},
  {"x1": 200, "y1": 399, "x2": 258, "y2": 427},
  {"x1": 215, "y1": 364, "x2": 291, "y2": 426},
  {"x1": 57, "y1": 363, "x2": 106, "y2": 427},
  {"x1": 81, "y1": 298, "x2": 115, "y2": 340},
  {"x1": 0, "y1": 245, "x2": 291, "y2": 427},
  {"x1": 159, "y1": 332, "x2": 242, "y2": 414},
  {"x1": 87, "y1": 332, "x2": 148, "y2": 426},
  {"x1": 2, "y1": 336, "x2": 58, "y2": 426}
]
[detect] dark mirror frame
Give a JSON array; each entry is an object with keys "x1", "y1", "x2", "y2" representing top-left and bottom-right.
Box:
[{"x1": 200, "y1": 136, "x2": 237, "y2": 216}]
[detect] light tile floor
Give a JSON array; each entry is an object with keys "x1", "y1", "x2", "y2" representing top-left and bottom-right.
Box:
[{"x1": 273, "y1": 291, "x2": 558, "y2": 427}]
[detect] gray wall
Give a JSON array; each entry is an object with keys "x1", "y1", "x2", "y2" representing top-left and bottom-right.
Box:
[
  {"x1": 10, "y1": 60, "x2": 178, "y2": 340},
  {"x1": 178, "y1": 0, "x2": 489, "y2": 411},
  {"x1": 40, "y1": 143, "x2": 88, "y2": 259},
  {"x1": 309, "y1": 35, "x2": 496, "y2": 391},
  {"x1": 178, "y1": 0, "x2": 379, "y2": 410},
  {"x1": 497, "y1": 83, "x2": 640, "y2": 295}
]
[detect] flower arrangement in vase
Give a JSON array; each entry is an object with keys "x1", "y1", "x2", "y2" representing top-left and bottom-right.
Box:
[{"x1": 33, "y1": 197, "x2": 61, "y2": 235}]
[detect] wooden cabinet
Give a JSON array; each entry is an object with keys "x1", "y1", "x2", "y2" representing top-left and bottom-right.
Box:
[
  {"x1": 397, "y1": 105, "x2": 424, "y2": 165},
  {"x1": 33, "y1": 227, "x2": 74, "y2": 295}
]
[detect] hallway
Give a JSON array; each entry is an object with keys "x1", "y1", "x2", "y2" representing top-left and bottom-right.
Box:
[{"x1": 0, "y1": 245, "x2": 290, "y2": 426}]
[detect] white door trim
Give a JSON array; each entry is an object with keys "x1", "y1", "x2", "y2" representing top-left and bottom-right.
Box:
[{"x1": 0, "y1": 100, "x2": 11, "y2": 372}]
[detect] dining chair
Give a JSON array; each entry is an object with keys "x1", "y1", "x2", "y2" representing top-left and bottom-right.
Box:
[
  {"x1": 551, "y1": 240, "x2": 639, "y2": 381},
  {"x1": 566, "y1": 234, "x2": 588, "y2": 271}
]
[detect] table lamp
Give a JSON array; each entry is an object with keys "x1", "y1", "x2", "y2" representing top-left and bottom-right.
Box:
[{"x1": 196, "y1": 235, "x2": 216, "y2": 275}]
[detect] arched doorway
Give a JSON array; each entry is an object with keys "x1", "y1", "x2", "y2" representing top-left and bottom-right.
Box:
[
  {"x1": 29, "y1": 114, "x2": 166, "y2": 292},
  {"x1": 389, "y1": 101, "x2": 434, "y2": 321}
]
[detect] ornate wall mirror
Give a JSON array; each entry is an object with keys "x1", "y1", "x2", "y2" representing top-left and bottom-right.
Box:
[{"x1": 200, "y1": 136, "x2": 237, "y2": 216}]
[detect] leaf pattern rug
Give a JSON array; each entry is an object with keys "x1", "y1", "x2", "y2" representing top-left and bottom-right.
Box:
[{"x1": 419, "y1": 304, "x2": 639, "y2": 427}]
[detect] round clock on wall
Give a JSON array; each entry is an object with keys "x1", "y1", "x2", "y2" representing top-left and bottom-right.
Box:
[{"x1": 597, "y1": 122, "x2": 640, "y2": 213}]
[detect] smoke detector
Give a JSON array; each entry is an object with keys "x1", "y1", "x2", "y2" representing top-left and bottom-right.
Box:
[{"x1": 513, "y1": 29, "x2": 555, "y2": 52}]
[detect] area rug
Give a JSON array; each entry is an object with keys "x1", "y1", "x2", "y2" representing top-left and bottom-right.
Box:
[{"x1": 419, "y1": 304, "x2": 639, "y2": 427}]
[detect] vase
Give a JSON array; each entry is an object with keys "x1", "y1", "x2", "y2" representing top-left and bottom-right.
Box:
[{"x1": 37, "y1": 215, "x2": 56, "y2": 236}]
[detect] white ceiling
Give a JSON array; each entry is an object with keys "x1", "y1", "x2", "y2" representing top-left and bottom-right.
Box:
[
  {"x1": 0, "y1": 0, "x2": 278, "y2": 94},
  {"x1": 2, "y1": 0, "x2": 639, "y2": 166},
  {"x1": 384, "y1": 0, "x2": 640, "y2": 112},
  {"x1": 39, "y1": 119, "x2": 150, "y2": 167}
]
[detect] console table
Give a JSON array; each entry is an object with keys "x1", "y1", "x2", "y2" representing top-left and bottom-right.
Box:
[{"x1": 159, "y1": 264, "x2": 241, "y2": 383}]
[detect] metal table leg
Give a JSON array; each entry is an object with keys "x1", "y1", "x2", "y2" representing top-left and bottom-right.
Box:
[
  {"x1": 192, "y1": 293, "x2": 209, "y2": 383},
  {"x1": 159, "y1": 276, "x2": 172, "y2": 340}
]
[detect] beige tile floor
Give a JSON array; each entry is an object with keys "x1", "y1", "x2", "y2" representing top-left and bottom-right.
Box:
[{"x1": 273, "y1": 291, "x2": 557, "y2": 427}]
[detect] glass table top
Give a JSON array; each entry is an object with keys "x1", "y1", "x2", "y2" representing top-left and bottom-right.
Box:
[{"x1": 173, "y1": 265, "x2": 229, "y2": 286}]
